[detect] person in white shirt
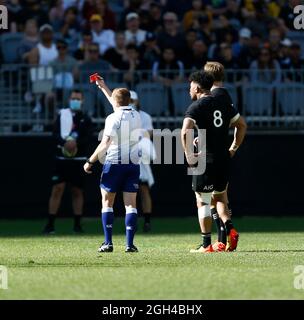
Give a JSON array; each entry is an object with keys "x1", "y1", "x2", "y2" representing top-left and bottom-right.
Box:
[
  {"x1": 90, "y1": 14, "x2": 115, "y2": 55},
  {"x1": 129, "y1": 91, "x2": 155, "y2": 232},
  {"x1": 84, "y1": 79, "x2": 142, "y2": 253},
  {"x1": 124, "y1": 12, "x2": 147, "y2": 46}
]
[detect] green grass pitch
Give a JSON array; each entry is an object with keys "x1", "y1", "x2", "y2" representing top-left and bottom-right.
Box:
[{"x1": 0, "y1": 217, "x2": 304, "y2": 300}]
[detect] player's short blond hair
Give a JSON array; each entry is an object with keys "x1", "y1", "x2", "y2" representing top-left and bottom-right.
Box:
[
  {"x1": 204, "y1": 61, "x2": 225, "y2": 82},
  {"x1": 112, "y1": 88, "x2": 131, "y2": 106}
]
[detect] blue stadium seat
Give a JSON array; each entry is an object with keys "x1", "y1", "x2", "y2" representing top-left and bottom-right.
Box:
[
  {"x1": 242, "y1": 83, "x2": 273, "y2": 115},
  {"x1": 171, "y1": 83, "x2": 192, "y2": 115},
  {"x1": 276, "y1": 83, "x2": 304, "y2": 115},
  {"x1": 135, "y1": 83, "x2": 167, "y2": 116},
  {"x1": 0, "y1": 33, "x2": 23, "y2": 63}
]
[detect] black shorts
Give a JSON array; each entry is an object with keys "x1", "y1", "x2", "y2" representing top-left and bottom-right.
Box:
[
  {"x1": 192, "y1": 158, "x2": 230, "y2": 194},
  {"x1": 51, "y1": 159, "x2": 85, "y2": 189}
]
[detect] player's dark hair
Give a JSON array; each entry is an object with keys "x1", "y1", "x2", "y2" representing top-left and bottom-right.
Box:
[
  {"x1": 189, "y1": 71, "x2": 214, "y2": 92},
  {"x1": 204, "y1": 61, "x2": 225, "y2": 82}
]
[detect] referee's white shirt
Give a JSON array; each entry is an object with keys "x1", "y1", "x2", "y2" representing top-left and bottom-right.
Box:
[{"x1": 103, "y1": 106, "x2": 142, "y2": 164}]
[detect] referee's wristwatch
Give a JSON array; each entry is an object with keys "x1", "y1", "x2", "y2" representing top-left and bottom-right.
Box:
[{"x1": 86, "y1": 159, "x2": 94, "y2": 165}]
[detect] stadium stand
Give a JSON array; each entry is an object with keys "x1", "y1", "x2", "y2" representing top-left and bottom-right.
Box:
[{"x1": 0, "y1": 0, "x2": 304, "y2": 133}]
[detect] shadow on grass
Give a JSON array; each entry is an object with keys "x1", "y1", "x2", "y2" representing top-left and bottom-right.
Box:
[{"x1": 0, "y1": 217, "x2": 304, "y2": 238}]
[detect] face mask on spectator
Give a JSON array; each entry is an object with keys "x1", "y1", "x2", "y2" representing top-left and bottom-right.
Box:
[{"x1": 69, "y1": 99, "x2": 82, "y2": 111}]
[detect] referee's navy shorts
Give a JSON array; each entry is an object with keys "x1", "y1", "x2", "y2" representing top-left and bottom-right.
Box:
[{"x1": 100, "y1": 162, "x2": 140, "y2": 193}]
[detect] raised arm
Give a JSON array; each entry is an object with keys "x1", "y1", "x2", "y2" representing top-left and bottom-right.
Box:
[
  {"x1": 229, "y1": 115, "x2": 247, "y2": 157},
  {"x1": 95, "y1": 77, "x2": 115, "y2": 108}
]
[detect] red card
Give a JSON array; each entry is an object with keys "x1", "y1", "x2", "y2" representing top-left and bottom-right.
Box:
[{"x1": 89, "y1": 73, "x2": 99, "y2": 83}]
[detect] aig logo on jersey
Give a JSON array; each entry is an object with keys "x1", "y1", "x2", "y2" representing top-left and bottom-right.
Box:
[
  {"x1": 294, "y1": 5, "x2": 304, "y2": 30},
  {"x1": 203, "y1": 185, "x2": 213, "y2": 192}
]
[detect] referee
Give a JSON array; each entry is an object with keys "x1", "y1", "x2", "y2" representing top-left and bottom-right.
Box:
[
  {"x1": 43, "y1": 90, "x2": 93, "y2": 234},
  {"x1": 84, "y1": 79, "x2": 142, "y2": 253}
]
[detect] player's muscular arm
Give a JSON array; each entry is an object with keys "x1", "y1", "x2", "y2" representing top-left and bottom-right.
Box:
[
  {"x1": 83, "y1": 135, "x2": 112, "y2": 174},
  {"x1": 229, "y1": 116, "x2": 247, "y2": 157}
]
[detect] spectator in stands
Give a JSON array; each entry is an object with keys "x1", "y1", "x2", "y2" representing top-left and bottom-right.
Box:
[
  {"x1": 139, "y1": 32, "x2": 161, "y2": 69},
  {"x1": 18, "y1": 19, "x2": 39, "y2": 63},
  {"x1": 95, "y1": 0, "x2": 116, "y2": 30},
  {"x1": 123, "y1": 44, "x2": 145, "y2": 86},
  {"x1": 238, "y1": 32, "x2": 262, "y2": 69},
  {"x1": 50, "y1": 39, "x2": 78, "y2": 102},
  {"x1": 157, "y1": 12, "x2": 186, "y2": 59},
  {"x1": 74, "y1": 30, "x2": 93, "y2": 61},
  {"x1": 205, "y1": 0, "x2": 228, "y2": 17},
  {"x1": 225, "y1": 0, "x2": 242, "y2": 29},
  {"x1": 124, "y1": 12, "x2": 147, "y2": 46},
  {"x1": 243, "y1": 1, "x2": 274, "y2": 39},
  {"x1": 141, "y1": 1, "x2": 163, "y2": 33},
  {"x1": 279, "y1": 0, "x2": 301, "y2": 30},
  {"x1": 49, "y1": 0, "x2": 65, "y2": 32},
  {"x1": 6, "y1": 0, "x2": 22, "y2": 32},
  {"x1": 232, "y1": 27, "x2": 251, "y2": 60},
  {"x1": 249, "y1": 47, "x2": 281, "y2": 84},
  {"x1": 282, "y1": 42, "x2": 304, "y2": 82},
  {"x1": 164, "y1": 0, "x2": 192, "y2": 20},
  {"x1": 278, "y1": 38, "x2": 292, "y2": 69},
  {"x1": 183, "y1": 0, "x2": 212, "y2": 31},
  {"x1": 267, "y1": 28, "x2": 282, "y2": 60},
  {"x1": 79, "y1": 42, "x2": 111, "y2": 73},
  {"x1": 82, "y1": 0, "x2": 116, "y2": 30},
  {"x1": 195, "y1": 14, "x2": 213, "y2": 47},
  {"x1": 59, "y1": 6, "x2": 81, "y2": 47},
  {"x1": 19, "y1": 0, "x2": 49, "y2": 27},
  {"x1": 78, "y1": 42, "x2": 111, "y2": 115},
  {"x1": 152, "y1": 47, "x2": 184, "y2": 86},
  {"x1": 103, "y1": 32, "x2": 129, "y2": 70},
  {"x1": 28, "y1": 24, "x2": 58, "y2": 65},
  {"x1": 218, "y1": 42, "x2": 239, "y2": 81},
  {"x1": 184, "y1": 39, "x2": 207, "y2": 71},
  {"x1": 118, "y1": 0, "x2": 142, "y2": 29},
  {"x1": 90, "y1": 14, "x2": 115, "y2": 54}
]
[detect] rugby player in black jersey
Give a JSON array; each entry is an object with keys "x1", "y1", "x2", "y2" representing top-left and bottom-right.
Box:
[
  {"x1": 181, "y1": 71, "x2": 246, "y2": 252},
  {"x1": 203, "y1": 61, "x2": 247, "y2": 251}
]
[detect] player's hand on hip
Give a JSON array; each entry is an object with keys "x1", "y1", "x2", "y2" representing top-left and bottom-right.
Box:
[
  {"x1": 83, "y1": 162, "x2": 93, "y2": 174},
  {"x1": 186, "y1": 151, "x2": 201, "y2": 167}
]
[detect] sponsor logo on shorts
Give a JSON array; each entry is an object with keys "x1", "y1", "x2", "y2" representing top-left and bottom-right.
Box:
[
  {"x1": 203, "y1": 185, "x2": 213, "y2": 191},
  {"x1": 133, "y1": 184, "x2": 139, "y2": 189}
]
